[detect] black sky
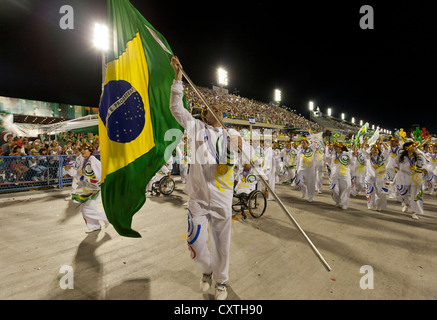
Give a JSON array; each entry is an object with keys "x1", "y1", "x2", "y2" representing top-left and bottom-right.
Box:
[{"x1": 0, "y1": 0, "x2": 436, "y2": 133}]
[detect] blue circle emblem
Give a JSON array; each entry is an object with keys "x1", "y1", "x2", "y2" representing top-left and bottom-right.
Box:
[{"x1": 99, "y1": 80, "x2": 145, "y2": 143}]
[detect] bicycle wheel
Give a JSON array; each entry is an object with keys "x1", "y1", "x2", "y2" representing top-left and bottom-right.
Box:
[
  {"x1": 248, "y1": 190, "x2": 267, "y2": 218},
  {"x1": 159, "y1": 176, "x2": 175, "y2": 195}
]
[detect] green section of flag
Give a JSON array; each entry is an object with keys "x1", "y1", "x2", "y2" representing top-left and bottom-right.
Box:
[{"x1": 99, "y1": 0, "x2": 184, "y2": 237}]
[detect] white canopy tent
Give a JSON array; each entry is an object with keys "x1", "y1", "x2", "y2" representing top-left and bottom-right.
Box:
[{"x1": 40, "y1": 115, "x2": 98, "y2": 135}]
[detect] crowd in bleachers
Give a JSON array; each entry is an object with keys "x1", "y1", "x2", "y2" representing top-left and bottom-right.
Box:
[{"x1": 183, "y1": 83, "x2": 323, "y2": 132}]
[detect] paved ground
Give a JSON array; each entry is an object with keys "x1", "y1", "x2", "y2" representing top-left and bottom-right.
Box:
[{"x1": 1, "y1": 176, "x2": 437, "y2": 300}]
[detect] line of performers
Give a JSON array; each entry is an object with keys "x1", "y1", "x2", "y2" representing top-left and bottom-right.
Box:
[
  {"x1": 161, "y1": 130, "x2": 437, "y2": 221},
  {"x1": 268, "y1": 135, "x2": 436, "y2": 220}
]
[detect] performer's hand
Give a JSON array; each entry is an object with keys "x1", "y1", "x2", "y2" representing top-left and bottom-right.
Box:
[
  {"x1": 65, "y1": 165, "x2": 71, "y2": 171},
  {"x1": 171, "y1": 56, "x2": 183, "y2": 81}
]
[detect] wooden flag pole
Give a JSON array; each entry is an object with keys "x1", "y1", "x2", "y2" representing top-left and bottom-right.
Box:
[{"x1": 180, "y1": 68, "x2": 332, "y2": 272}]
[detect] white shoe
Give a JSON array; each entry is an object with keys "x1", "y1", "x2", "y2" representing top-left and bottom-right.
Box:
[
  {"x1": 402, "y1": 205, "x2": 408, "y2": 213},
  {"x1": 341, "y1": 205, "x2": 347, "y2": 210},
  {"x1": 215, "y1": 283, "x2": 228, "y2": 300},
  {"x1": 200, "y1": 273, "x2": 212, "y2": 292},
  {"x1": 85, "y1": 228, "x2": 101, "y2": 234},
  {"x1": 411, "y1": 213, "x2": 419, "y2": 220}
]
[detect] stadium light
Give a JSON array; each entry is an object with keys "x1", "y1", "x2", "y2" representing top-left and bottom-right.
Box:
[
  {"x1": 327, "y1": 108, "x2": 332, "y2": 117},
  {"x1": 360, "y1": 120, "x2": 363, "y2": 126},
  {"x1": 93, "y1": 23, "x2": 109, "y2": 51},
  {"x1": 217, "y1": 68, "x2": 228, "y2": 87},
  {"x1": 341, "y1": 113, "x2": 345, "y2": 120},
  {"x1": 274, "y1": 89, "x2": 281, "y2": 103},
  {"x1": 309, "y1": 101, "x2": 314, "y2": 111},
  {"x1": 351, "y1": 117, "x2": 355, "y2": 124}
]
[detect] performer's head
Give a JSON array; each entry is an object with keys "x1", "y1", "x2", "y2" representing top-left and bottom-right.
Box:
[
  {"x1": 388, "y1": 136, "x2": 398, "y2": 147},
  {"x1": 403, "y1": 141, "x2": 417, "y2": 154},
  {"x1": 370, "y1": 143, "x2": 382, "y2": 156},
  {"x1": 201, "y1": 104, "x2": 223, "y2": 127},
  {"x1": 82, "y1": 143, "x2": 94, "y2": 158},
  {"x1": 333, "y1": 142, "x2": 347, "y2": 153},
  {"x1": 300, "y1": 138, "x2": 309, "y2": 149}
]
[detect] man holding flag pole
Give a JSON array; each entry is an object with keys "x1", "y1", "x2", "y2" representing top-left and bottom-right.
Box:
[{"x1": 99, "y1": 0, "x2": 331, "y2": 300}]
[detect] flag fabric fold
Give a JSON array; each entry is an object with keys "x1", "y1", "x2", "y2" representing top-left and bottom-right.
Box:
[
  {"x1": 98, "y1": 0, "x2": 183, "y2": 237},
  {"x1": 354, "y1": 122, "x2": 368, "y2": 146}
]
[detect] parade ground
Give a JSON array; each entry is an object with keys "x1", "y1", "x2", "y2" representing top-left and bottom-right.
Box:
[{"x1": 1, "y1": 176, "x2": 437, "y2": 300}]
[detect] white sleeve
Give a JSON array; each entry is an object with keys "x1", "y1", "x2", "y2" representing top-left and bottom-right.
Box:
[{"x1": 170, "y1": 80, "x2": 193, "y2": 129}]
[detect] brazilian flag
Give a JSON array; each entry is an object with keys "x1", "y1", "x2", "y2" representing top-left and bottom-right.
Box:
[{"x1": 99, "y1": 0, "x2": 184, "y2": 237}]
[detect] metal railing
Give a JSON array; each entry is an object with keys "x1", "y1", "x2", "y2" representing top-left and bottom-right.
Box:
[{"x1": 0, "y1": 154, "x2": 100, "y2": 193}]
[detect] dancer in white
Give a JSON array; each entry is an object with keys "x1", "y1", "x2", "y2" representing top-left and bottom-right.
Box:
[
  {"x1": 326, "y1": 143, "x2": 356, "y2": 209},
  {"x1": 314, "y1": 143, "x2": 325, "y2": 194},
  {"x1": 65, "y1": 144, "x2": 108, "y2": 233},
  {"x1": 350, "y1": 146, "x2": 366, "y2": 196},
  {"x1": 386, "y1": 136, "x2": 403, "y2": 201},
  {"x1": 295, "y1": 138, "x2": 317, "y2": 202},
  {"x1": 362, "y1": 139, "x2": 389, "y2": 211},
  {"x1": 394, "y1": 141, "x2": 427, "y2": 219},
  {"x1": 280, "y1": 140, "x2": 297, "y2": 184},
  {"x1": 170, "y1": 56, "x2": 240, "y2": 300},
  {"x1": 263, "y1": 138, "x2": 276, "y2": 200},
  {"x1": 424, "y1": 142, "x2": 436, "y2": 195}
]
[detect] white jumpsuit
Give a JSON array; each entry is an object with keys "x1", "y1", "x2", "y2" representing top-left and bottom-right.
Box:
[
  {"x1": 327, "y1": 151, "x2": 355, "y2": 209},
  {"x1": 395, "y1": 153, "x2": 426, "y2": 215},
  {"x1": 424, "y1": 152, "x2": 436, "y2": 195},
  {"x1": 280, "y1": 147, "x2": 297, "y2": 183},
  {"x1": 66, "y1": 155, "x2": 108, "y2": 231},
  {"x1": 170, "y1": 80, "x2": 237, "y2": 285},
  {"x1": 295, "y1": 143, "x2": 317, "y2": 201},
  {"x1": 386, "y1": 146, "x2": 402, "y2": 201},
  {"x1": 362, "y1": 148, "x2": 389, "y2": 210},
  {"x1": 351, "y1": 151, "x2": 366, "y2": 196}
]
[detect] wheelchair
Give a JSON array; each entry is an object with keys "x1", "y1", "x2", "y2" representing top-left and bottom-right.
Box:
[
  {"x1": 232, "y1": 189, "x2": 267, "y2": 219},
  {"x1": 151, "y1": 176, "x2": 175, "y2": 196}
]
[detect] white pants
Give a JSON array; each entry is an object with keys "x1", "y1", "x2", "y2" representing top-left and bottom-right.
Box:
[
  {"x1": 315, "y1": 165, "x2": 324, "y2": 192},
  {"x1": 397, "y1": 183, "x2": 423, "y2": 214},
  {"x1": 365, "y1": 178, "x2": 387, "y2": 210},
  {"x1": 80, "y1": 195, "x2": 108, "y2": 231},
  {"x1": 330, "y1": 176, "x2": 351, "y2": 208},
  {"x1": 295, "y1": 168, "x2": 315, "y2": 201},
  {"x1": 187, "y1": 198, "x2": 232, "y2": 284},
  {"x1": 180, "y1": 165, "x2": 189, "y2": 183},
  {"x1": 386, "y1": 168, "x2": 402, "y2": 201}
]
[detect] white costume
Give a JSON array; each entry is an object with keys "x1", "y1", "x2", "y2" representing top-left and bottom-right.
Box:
[
  {"x1": 314, "y1": 144, "x2": 325, "y2": 193},
  {"x1": 394, "y1": 152, "x2": 426, "y2": 215},
  {"x1": 386, "y1": 145, "x2": 402, "y2": 200},
  {"x1": 424, "y1": 150, "x2": 436, "y2": 195},
  {"x1": 295, "y1": 142, "x2": 317, "y2": 202},
  {"x1": 234, "y1": 166, "x2": 259, "y2": 195},
  {"x1": 326, "y1": 150, "x2": 355, "y2": 209},
  {"x1": 350, "y1": 150, "x2": 365, "y2": 196},
  {"x1": 362, "y1": 147, "x2": 389, "y2": 211},
  {"x1": 263, "y1": 144, "x2": 276, "y2": 200},
  {"x1": 280, "y1": 146, "x2": 297, "y2": 183},
  {"x1": 170, "y1": 80, "x2": 238, "y2": 285},
  {"x1": 66, "y1": 155, "x2": 108, "y2": 232}
]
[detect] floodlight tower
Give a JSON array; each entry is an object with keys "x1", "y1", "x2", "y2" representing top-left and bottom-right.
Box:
[{"x1": 93, "y1": 23, "x2": 109, "y2": 90}]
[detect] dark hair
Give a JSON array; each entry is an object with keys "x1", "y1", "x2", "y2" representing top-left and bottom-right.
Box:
[{"x1": 399, "y1": 142, "x2": 417, "y2": 163}]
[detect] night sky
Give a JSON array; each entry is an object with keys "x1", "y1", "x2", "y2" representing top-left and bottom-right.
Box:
[{"x1": 0, "y1": 0, "x2": 435, "y2": 133}]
